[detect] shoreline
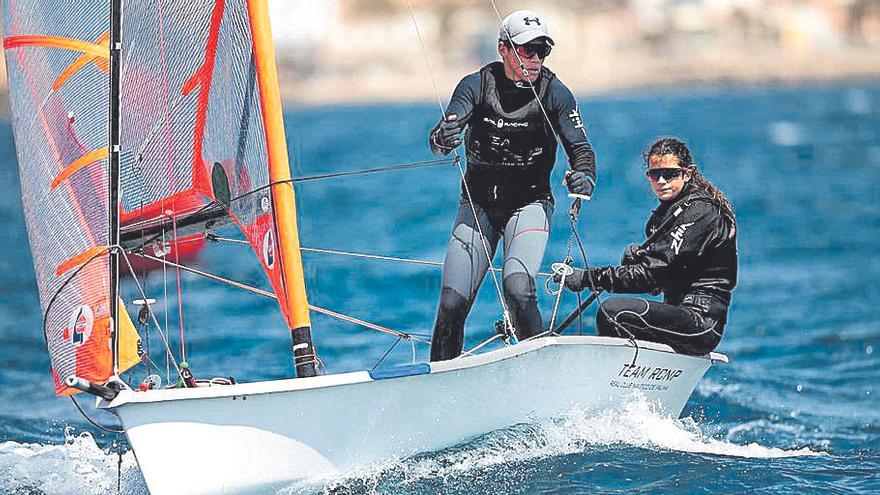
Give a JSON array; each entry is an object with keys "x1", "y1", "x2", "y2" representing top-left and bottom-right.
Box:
[
  {"x1": 0, "y1": 68, "x2": 876, "y2": 117},
  {"x1": 277, "y1": 49, "x2": 880, "y2": 108},
  {"x1": 279, "y1": 73, "x2": 880, "y2": 111}
]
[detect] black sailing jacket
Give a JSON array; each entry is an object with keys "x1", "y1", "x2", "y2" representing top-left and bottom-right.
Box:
[{"x1": 587, "y1": 184, "x2": 738, "y2": 321}]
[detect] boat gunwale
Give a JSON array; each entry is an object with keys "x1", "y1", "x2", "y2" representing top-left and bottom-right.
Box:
[{"x1": 104, "y1": 335, "x2": 728, "y2": 408}]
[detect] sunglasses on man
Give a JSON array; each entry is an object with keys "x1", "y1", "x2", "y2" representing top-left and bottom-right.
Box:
[
  {"x1": 507, "y1": 42, "x2": 552, "y2": 60},
  {"x1": 645, "y1": 168, "x2": 685, "y2": 181}
]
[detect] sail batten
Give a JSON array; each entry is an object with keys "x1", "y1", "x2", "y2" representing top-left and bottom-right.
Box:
[{"x1": 3, "y1": 35, "x2": 108, "y2": 58}]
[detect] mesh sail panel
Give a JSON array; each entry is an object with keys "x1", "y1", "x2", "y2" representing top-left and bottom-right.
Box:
[
  {"x1": 120, "y1": 1, "x2": 292, "y2": 321},
  {"x1": 119, "y1": 2, "x2": 210, "y2": 215},
  {"x1": 2, "y1": 0, "x2": 113, "y2": 394},
  {"x1": 120, "y1": 0, "x2": 271, "y2": 214}
]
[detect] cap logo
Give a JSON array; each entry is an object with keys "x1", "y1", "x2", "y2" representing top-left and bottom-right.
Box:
[{"x1": 523, "y1": 17, "x2": 541, "y2": 26}]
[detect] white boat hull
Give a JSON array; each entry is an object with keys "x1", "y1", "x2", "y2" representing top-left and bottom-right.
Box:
[{"x1": 106, "y1": 336, "x2": 726, "y2": 495}]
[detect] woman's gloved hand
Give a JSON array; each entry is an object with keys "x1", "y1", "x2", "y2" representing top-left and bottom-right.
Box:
[
  {"x1": 621, "y1": 243, "x2": 646, "y2": 265},
  {"x1": 553, "y1": 267, "x2": 587, "y2": 292}
]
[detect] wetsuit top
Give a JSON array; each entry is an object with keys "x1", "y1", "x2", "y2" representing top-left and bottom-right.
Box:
[
  {"x1": 589, "y1": 183, "x2": 738, "y2": 319},
  {"x1": 430, "y1": 62, "x2": 596, "y2": 207}
]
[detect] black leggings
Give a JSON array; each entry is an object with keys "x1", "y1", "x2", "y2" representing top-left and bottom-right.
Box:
[{"x1": 595, "y1": 297, "x2": 723, "y2": 356}]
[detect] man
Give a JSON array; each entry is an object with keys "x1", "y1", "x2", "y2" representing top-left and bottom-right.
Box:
[{"x1": 428, "y1": 10, "x2": 597, "y2": 361}]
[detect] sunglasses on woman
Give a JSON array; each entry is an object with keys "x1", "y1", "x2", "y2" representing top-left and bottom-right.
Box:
[
  {"x1": 646, "y1": 168, "x2": 685, "y2": 181},
  {"x1": 511, "y1": 42, "x2": 552, "y2": 60}
]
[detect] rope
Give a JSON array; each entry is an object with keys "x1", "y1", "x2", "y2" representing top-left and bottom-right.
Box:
[
  {"x1": 407, "y1": 0, "x2": 515, "y2": 341},
  {"x1": 546, "y1": 263, "x2": 573, "y2": 331},
  {"x1": 162, "y1": 222, "x2": 171, "y2": 382},
  {"x1": 118, "y1": 250, "x2": 181, "y2": 376},
  {"x1": 70, "y1": 396, "x2": 124, "y2": 434},
  {"x1": 566, "y1": 210, "x2": 641, "y2": 365},
  {"x1": 459, "y1": 333, "x2": 505, "y2": 357},
  {"x1": 308, "y1": 305, "x2": 430, "y2": 343},
  {"x1": 171, "y1": 213, "x2": 186, "y2": 363},
  {"x1": 132, "y1": 252, "x2": 428, "y2": 343},
  {"x1": 292, "y1": 158, "x2": 454, "y2": 183},
  {"x1": 207, "y1": 236, "x2": 558, "y2": 277},
  {"x1": 298, "y1": 245, "x2": 555, "y2": 278}
]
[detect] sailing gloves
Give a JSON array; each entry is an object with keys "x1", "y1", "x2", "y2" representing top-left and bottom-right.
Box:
[
  {"x1": 430, "y1": 114, "x2": 464, "y2": 155},
  {"x1": 621, "y1": 243, "x2": 646, "y2": 265},
  {"x1": 554, "y1": 267, "x2": 614, "y2": 293},
  {"x1": 554, "y1": 267, "x2": 589, "y2": 292},
  {"x1": 565, "y1": 171, "x2": 595, "y2": 199}
]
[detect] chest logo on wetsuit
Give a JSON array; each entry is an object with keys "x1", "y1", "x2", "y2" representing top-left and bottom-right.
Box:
[
  {"x1": 568, "y1": 108, "x2": 584, "y2": 130},
  {"x1": 670, "y1": 222, "x2": 695, "y2": 255},
  {"x1": 484, "y1": 117, "x2": 529, "y2": 129}
]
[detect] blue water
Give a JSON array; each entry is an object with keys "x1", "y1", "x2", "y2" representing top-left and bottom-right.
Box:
[{"x1": 1, "y1": 82, "x2": 879, "y2": 494}]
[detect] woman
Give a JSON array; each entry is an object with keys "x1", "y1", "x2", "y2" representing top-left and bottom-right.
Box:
[{"x1": 562, "y1": 138, "x2": 737, "y2": 355}]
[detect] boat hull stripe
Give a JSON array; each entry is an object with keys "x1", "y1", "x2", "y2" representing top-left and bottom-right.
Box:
[{"x1": 368, "y1": 363, "x2": 431, "y2": 380}]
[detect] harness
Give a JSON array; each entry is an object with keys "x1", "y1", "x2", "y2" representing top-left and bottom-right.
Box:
[{"x1": 463, "y1": 62, "x2": 557, "y2": 204}]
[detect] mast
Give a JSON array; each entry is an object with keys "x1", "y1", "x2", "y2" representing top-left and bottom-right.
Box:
[
  {"x1": 248, "y1": 0, "x2": 317, "y2": 377},
  {"x1": 108, "y1": 0, "x2": 123, "y2": 375}
]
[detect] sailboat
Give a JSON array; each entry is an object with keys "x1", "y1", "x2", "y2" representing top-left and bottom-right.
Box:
[{"x1": 2, "y1": 1, "x2": 727, "y2": 494}]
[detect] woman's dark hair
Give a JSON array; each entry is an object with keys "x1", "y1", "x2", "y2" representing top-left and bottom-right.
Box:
[{"x1": 644, "y1": 137, "x2": 736, "y2": 233}]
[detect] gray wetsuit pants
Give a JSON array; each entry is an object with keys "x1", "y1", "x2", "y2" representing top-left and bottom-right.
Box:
[{"x1": 431, "y1": 199, "x2": 552, "y2": 361}]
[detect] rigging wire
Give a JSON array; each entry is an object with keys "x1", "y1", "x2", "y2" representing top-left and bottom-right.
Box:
[
  {"x1": 225, "y1": 158, "x2": 457, "y2": 204},
  {"x1": 131, "y1": 252, "x2": 428, "y2": 343},
  {"x1": 170, "y1": 213, "x2": 186, "y2": 363},
  {"x1": 290, "y1": 158, "x2": 455, "y2": 183},
  {"x1": 200, "y1": 238, "x2": 559, "y2": 278},
  {"x1": 301, "y1": 246, "x2": 548, "y2": 277},
  {"x1": 119, "y1": 249, "x2": 181, "y2": 376},
  {"x1": 162, "y1": 221, "x2": 171, "y2": 382},
  {"x1": 123, "y1": 157, "x2": 454, "y2": 255},
  {"x1": 371, "y1": 336, "x2": 403, "y2": 370},
  {"x1": 406, "y1": 0, "x2": 515, "y2": 341}
]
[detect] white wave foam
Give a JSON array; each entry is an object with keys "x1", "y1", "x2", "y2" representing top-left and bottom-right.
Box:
[
  {"x1": 292, "y1": 396, "x2": 822, "y2": 493},
  {"x1": 547, "y1": 398, "x2": 823, "y2": 459},
  {"x1": 0, "y1": 427, "x2": 146, "y2": 495}
]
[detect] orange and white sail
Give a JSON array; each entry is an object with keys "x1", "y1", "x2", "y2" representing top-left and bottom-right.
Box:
[{"x1": 2, "y1": 0, "x2": 314, "y2": 394}]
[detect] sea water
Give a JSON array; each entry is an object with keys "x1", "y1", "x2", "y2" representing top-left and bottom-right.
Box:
[{"x1": 0, "y1": 83, "x2": 878, "y2": 494}]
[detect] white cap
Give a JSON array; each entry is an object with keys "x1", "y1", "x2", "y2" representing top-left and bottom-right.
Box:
[{"x1": 498, "y1": 10, "x2": 554, "y2": 46}]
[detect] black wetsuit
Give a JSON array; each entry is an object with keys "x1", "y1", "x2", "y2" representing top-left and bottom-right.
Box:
[
  {"x1": 583, "y1": 184, "x2": 737, "y2": 355},
  {"x1": 429, "y1": 62, "x2": 596, "y2": 361}
]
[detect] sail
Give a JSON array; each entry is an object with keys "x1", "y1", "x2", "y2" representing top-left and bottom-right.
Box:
[
  {"x1": 2, "y1": 1, "x2": 141, "y2": 394},
  {"x1": 117, "y1": 0, "x2": 311, "y2": 333},
  {"x1": 4, "y1": 0, "x2": 312, "y2": 392}
]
